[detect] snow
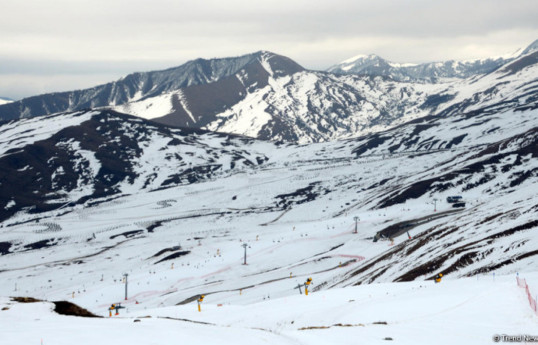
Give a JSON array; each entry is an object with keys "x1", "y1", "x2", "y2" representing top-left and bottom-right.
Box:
[
  {"x1": 433, "y1": 61, "x2": 538, "y2": 115},
  {"x1": 387, "y1": 62, "x2": 418, "y2": 68},
  {"x1": 259, "y1": 53, "x2": 274, "y2": 77},
  {"x1": 4, "y1": 200, "x2": 15, "y2": 209},
  {"x1": 177, "y1": 89, "x2": 197, "y2": 123},
  {"x1": 1, "y1": 105, "x2": 537, "y2": 305},
  {"x1": 340, "y1": 54, "x2": 372, "y2": 64},
  {"x1": 113, "y1": 92, "x2": 176, "y2": 120},
  {"x1": 100, "y1": 49, "x2": 538, "y2": 145},
  {"x1": 0, "y1": 274, "x2": 536, "y2": 345},
  {"x1": 206, "y1": 85, "x2": 274, "y2": 137},
  {"x1": 207, "y1": 70, "x2": 453, "y2": 143}
]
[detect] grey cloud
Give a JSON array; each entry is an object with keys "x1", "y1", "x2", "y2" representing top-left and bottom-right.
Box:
[{"x1": 0, "y1": 0, "x2": 537, "y2": 99}]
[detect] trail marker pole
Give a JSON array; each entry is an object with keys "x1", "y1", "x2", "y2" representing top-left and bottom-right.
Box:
[
  {"x1": 123, "y1": 273, "x2": 128, "y2": 300},
  {"x1": 353, "y1": 216, "x2": 359, "y2": 234},
  {"x1": 242, "y1": 243, "x2": 248, "y2": 265},
  {"x1": 433, "y1": 198, "x2": 438, "y2": 212}
]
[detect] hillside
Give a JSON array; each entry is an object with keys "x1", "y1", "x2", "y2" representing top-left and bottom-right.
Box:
[
  {"x1": 0, "y1": 51, "x2": 302, "y2": 122},
  {"x1": 0, "y1": 46, "x2": 537, "y2": 341},
  {"x1": 0, "y1": 87, "x2": 536, "y2": 313},
  {"x1": 0, "y1": 44, "x2": 536, "y2": 144},
  {"x1": 112, "y1": 49, "x2": 538, "y2": 143},
  {"x1": 327, "y1": 39, "x2": 538, "y2": 81}
]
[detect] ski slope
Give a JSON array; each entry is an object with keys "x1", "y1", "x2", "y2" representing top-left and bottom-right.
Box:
[
  {"x1": 0, "y1": 92, "x2": 537, "y2": 343},
  {"x1": 1, "y1": 273, "x2": 537, "y2": 345}
]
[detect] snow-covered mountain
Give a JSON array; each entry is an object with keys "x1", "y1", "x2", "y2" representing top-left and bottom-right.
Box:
[
  {"x1": 1, "y1": 42, "x2": 537, "y2": 343},
  {"x1": 143, "y1": 49, "x2": 538, "y2": 143},
  {"x1": 0, "y1": 109, "x2": 270, "y2": 222},
  {"x1": 327, "y1": 53, "x2": 507, "y2": 81},
  {"x1": 327, "y1": 39, "x2": 538, "y2": 82},
  {"x1": 1, "y1": 42, "x2": 537, "y2": 144},
  {"x1": 0, "y1": 85, "x2": 536, "y2": 302},
  {"x1": 117, "y1": 70, "x2": 443, "y2": 143},
  {"x1": 0, "y1": 51, "x2": 303, "y2": 122},
  {"x1": 0, "y1": 79, "x2": 537, "y2": 342}
]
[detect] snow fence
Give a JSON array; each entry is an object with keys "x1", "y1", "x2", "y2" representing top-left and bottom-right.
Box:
[{"x1": 516, "y1": 277, "x2": 537, "y2": 316}]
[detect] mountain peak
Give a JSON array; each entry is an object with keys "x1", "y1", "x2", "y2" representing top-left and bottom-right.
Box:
[
  {"x1": 327, "y1": 53, "x2": 391, "y2": 75},
  {"x1": 340, "y1": 53, "x2": 381, "y2": 64},
  {"x1": 0, "y1": 51, "x2": 305, "y2": 122}
]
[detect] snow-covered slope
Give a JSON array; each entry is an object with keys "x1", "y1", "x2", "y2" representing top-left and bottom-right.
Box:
[
  {"x1": 0, "y1": 90, "x2": 537, "y2": 321},
  {"x1": 124, "y1": 71, "x2": 447, "y2": 143},
  {"x1": 111, "y1": 48, "x2": 538, "y2": 144},
  {"x1": 1, "y1": 43, "x2": 537, "y2": 144},
  {"x1": 0, "y1": 110, "x2": 271, "y2": 222},
  {"x1": 0, "y1": 51, "x2": 303, "y2": 122},
  {"x1": 1, "y1": 273, "x2": 536, "y2": 345}
]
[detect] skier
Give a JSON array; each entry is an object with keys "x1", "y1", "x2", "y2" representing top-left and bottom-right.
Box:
[{"x1": 434, "y1": 273, "x2": 443, "y2": 283}]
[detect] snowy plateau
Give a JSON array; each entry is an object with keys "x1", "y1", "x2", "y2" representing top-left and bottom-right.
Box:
[{"x1": 0, "y1": 46, "x2": 537, "y2": 344}]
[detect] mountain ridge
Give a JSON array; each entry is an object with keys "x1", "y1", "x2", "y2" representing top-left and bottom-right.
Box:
[
  {"x1": 0, "y1": 42, "x2": 537, "y2": 144},
  {"x1": 327, "y1": 39, "x2": 538, "y2": 81},
  {"x1": 0, "y1": 51, "x2": 300, "y2": 122}
]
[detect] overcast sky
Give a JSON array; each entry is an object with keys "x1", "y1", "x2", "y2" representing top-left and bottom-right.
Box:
[{"x1": 1, "y1": 0, "x2": 538, "y2": 100}]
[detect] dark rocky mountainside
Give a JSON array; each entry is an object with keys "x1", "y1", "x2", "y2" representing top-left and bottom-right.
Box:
[{"x1": 0, "y1": 51, "x2": 303, "y2": 122}]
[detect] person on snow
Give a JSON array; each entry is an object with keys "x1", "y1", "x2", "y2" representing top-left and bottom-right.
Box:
[{"x1": 434, "y1": 273, "x2": 443, "y2": 283}]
